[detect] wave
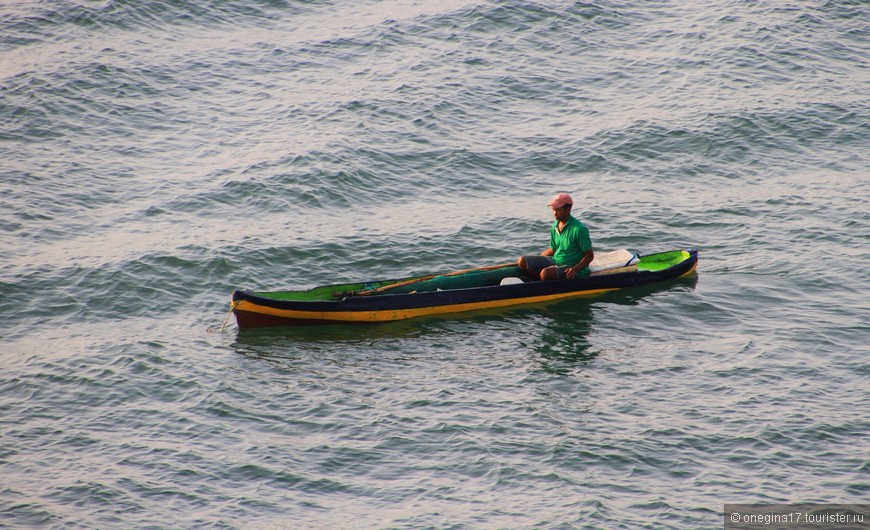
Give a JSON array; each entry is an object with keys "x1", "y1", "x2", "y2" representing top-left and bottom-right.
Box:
[
  {"x1": 1, "y1": 0, "x2": 306, "y2": 41},
  {"x1": 0, "y1": 247, "x2": 236, "y2": 336}
]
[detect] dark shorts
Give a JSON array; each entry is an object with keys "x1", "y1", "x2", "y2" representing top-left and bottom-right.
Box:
[{"x1": 520, "y1": 255, "x2": 568, "y2": 279}]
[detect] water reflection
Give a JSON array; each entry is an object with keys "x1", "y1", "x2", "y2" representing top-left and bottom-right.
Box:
[
  {"x1": 529, "y1": 276, "x2": 698, "y2": 374},
  {"x1": 530, "y1": 301, "x2": 597, "y2": 375},
  {"x1": 229, "y1": 318, "x2": 426, "y2": 368}
]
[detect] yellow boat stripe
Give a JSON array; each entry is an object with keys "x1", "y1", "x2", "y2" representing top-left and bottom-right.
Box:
[
  {"x1": 235, "y1": 287, "x2": 619, "y2": 323},
  {"x1": 680, "y1": 262, "x2": 698, "y2": 276}
]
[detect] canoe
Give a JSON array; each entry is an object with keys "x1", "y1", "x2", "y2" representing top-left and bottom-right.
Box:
[{"x1": 230, "y1": 249, "x2": 697, "y2": 328}]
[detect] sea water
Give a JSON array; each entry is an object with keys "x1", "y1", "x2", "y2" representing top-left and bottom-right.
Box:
[{"x1": 1, "y1": 1, "x2": 867, "y2": 528}]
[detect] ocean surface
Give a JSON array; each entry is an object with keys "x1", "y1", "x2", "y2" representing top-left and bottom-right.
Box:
[{"x1": 1, "y1": 0, "x2": 868, "y2": 528}]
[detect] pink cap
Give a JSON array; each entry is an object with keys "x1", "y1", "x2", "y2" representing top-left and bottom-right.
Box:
[{"x1": 547, "y1": 193, "x2": 573, "y2": 209}]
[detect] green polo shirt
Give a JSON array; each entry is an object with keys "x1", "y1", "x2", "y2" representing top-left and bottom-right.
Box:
[{"x1": 550, "y1": 216, "x2": 592, "y2": 268}]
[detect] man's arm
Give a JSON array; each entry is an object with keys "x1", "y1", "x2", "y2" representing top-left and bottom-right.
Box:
[{"x1": 566, "y1": 249, "x2": 594, "y2": 279}]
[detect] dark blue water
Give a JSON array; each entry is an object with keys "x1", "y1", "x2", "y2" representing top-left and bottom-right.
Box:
[{"x1": 2, "y1": 1, "x2": 868, "y2": 528}]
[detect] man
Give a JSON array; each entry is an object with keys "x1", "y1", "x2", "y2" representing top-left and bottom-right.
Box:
[{"x1": 517, "y1": 193, "x2": 594, "y2": 281}]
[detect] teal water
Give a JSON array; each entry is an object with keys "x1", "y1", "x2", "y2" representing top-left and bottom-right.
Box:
[{"x1": 1, "y1": 1, "x2": 868, "y2": 528}]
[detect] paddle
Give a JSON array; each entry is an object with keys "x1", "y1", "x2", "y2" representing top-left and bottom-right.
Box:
[{"x1": 353, "y1": 262, "x2": 517, "y2": 296}]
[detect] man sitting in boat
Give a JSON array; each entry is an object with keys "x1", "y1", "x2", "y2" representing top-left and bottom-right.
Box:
[{"x1": 517, "y1": 193, "x2": 595, "y2": 281}]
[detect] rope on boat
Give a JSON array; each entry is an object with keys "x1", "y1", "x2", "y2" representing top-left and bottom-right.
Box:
[{"x1": 208, "y1": 300, "x2": 240, "y2": 333}]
